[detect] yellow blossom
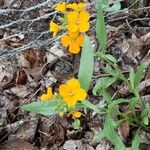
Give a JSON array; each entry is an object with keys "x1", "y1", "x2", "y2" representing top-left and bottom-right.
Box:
[
  {"x1": 40, "y1": 87, "x2": 53, "y2": 101},
  {"x1": 67, "y1": 10, "x2": 90, "y2": 33},
  {"x1": 66, "y1": 3, "x2": 86, "y2": 11},
  {"x1": 59, "y1": 78, "x2": 87, "y2": 106},
  {"x1": 49, "y1": 21, "x2": 60, "y2": 37},
  {"x1": 72, "y1": 111, "x2": 82, "y2": 118},
  {"x1": 55, "y1": 2, "x2": 66, "y2": 12},
  {"x1": 61, "y1": 32, "x2": 84, "y2": 54}
]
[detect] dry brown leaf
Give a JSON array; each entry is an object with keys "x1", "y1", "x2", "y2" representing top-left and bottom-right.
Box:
[
  {"x1": 0, "y1": 64, "x2": 13, "y2": 88},
  {"x1": 0, "y1": 139, "x2": 36, "y2": 150},
  {"x1": 24, "y1": 48, "x2": 37, "y2": 68},
  {"x1": 15, "y1": 117, "x2": 38, "y2": 141},
  {"x1": 118, "y1": 121, "x2": 130, "y2": 140},
  {"x1": 17, "y1": 54, "x2": 31, "y2": 68},
  {"x1": 16, "y1": 69, "x2": 27, "y2": 85},
  {"x1": 10, "y1": 85, "x2": 30, "y2": 98}
]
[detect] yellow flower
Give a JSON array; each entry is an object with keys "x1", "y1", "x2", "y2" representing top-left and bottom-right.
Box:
[
  {"x1": 67, "y1": 10, "x2": 90, "y2": 33},
  {"x1": 66, "y1": 3, "x2": 86, "y2": 11},
  {"x1": 59, "y1": 78, "x2": 87, "y2": 106},
  {"x1": 72, "y1": 111, "x2": 82, "y2": 118},
  {"x1": 61, "y1": 32, "x2": 84, "y2": 54},
  {"x1": 55, "y1": 2, "x2": 66, "y2": 12},
  {"x1": 40, "y1": 87, "x2": 53, "y2": 101},
  {"x1": 49, "y1": 21, "x2": 60, "y2": 37}
]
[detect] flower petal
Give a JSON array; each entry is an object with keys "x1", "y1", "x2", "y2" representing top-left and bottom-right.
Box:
[
  {"x1": 78, "y1": 3, "x2": 86, "y2": 10},
  {"x1": 63, "y1": 96, "x2": 78, "y2": 106},
  {"x1": 67, "y1": 11, "x2": 78, "y2": 23},
  {"x1": 69, "y1": 42, "x2": 80, "y2": 54},
  {"x1": 72, "y1": 111, "x2": 81, "y2": 118},
  {"x1": 67, "y1": 23, "x2": 78, "y2": 33},
  {"x1": 79, "y1": 10, "x2": 90, "y2": 22},
  {"x1": 40, "y1": 87, "x2": 53, "y2": 101},
  {"x1": 76, "y1": 34, "x2": 84, "y2": 47},
  {"x1": 59, "y1": 84, "x2": 70, "y2": 98},
  {"x1": 61, "y1": 34, "x2": 72, "y2": 47},
  {"x1": 49, "y1": 21, "x2": 59, "y2": 37},
  {"x1": 79, "y1": 22, "x2": 90, "y2": 33},
  {"x1": 66, "y1": 3, "x2": 78, "y2": 10},
  {"x1": 47, "y1": 87, "x2": 53, "y2": 97},
  {"x1": 75, "y1": 88, "x2": 87, "y2": 101},
  {"x1": 55, "y1": 2, "x2": 66, "y2": 12},
  {"x1": 68, "y1": 32, "x2": 79, "y2": 39},
  {"x1": 67, "y1": 78, "x2": 80, "y2": 89}
]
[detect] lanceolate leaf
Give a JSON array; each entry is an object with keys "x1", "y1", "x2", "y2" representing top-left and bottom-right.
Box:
[
  {"x1": 93, "y1": 76, "x2": 117, "y2": 95},
  {"x1": 134, "y1": 62, "x2": 149, "y2": 89},
  {"x1": 104, "y1": 115, "x2": 125, "y2": 150},
  {"x1": 131, "y1": 130, "x2": 140, "y2": 150},
  {"x1": 96, "y1": 0, "x2": 107, "y2": 51},
  {"x1": 78, "y1": 36, "x2": 94, "y2": 91},
  {"x1": 21, "y1": 100, "x2": 59, "y2": 116}
]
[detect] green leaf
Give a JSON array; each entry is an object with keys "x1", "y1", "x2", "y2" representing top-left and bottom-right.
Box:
[
  {"x1": 96, "y1": 0, "x2": 107, "y2": 51},
  {"x1": 129, "y1": 98, "x2": 138, "y2": 112},
  {"x1": 72, "y1": 119, "x2": 82, "y2": 130},
  {"x1": 101, "y1": 0, "x2": 109, "y2": 6},
  {"x1": 104, "y1": 115, "x2": 126, "y2": 150},
  {"x1": 141, "y1": 104, "x2": 149, "y2": 125},
  {"x1": 131, "y1": 130, "x2": 140, "y2": 150},
  {"x1": 101, "y1": 90, "x2": 112, "y2": 103},
  {"x1": 81, "y1": 100, "x2": 102, "y2": 114},
  {"x1": 105, "y1": 2, "x2": 121, "y2": 12},
  {"x1": 111, "y1": 99, "x2": 130, "y2": 106},
  {"x1": 96, "y1": 52, "x2": 117, "y2": 63},
  {"x1": 102, "y1": 65, "x2": 120, "y2": 78},
  {"x1": 21, "y1": 100, "x2": 60, "y2": 116},
  {"x1": 78, "y1": 36, "x2": 94, "y2": 91},
  {"x1": 93, "y1": 76, "x2": 117, "y2": 95},
  {"x1": 93, "y1": 130, "x2": 105, "y2": 141},
  {"x1": 129, "y1": 68, "x2": 135, "y2": 89},
  {"x1": 134, "y1": 62, "x2": 149, "y2": 88}
]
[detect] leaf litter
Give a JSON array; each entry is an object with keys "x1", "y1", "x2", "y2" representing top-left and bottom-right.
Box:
[{"x1": 0, "y1": 0, "x2": 150, "y2": 149}]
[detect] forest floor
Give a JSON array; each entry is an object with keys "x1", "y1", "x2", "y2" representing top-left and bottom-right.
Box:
[{"x1": 0, "y1": 0, "x2": 150, "y2": 150}]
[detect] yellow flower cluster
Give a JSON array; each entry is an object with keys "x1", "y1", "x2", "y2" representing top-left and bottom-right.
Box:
[
  {"x1": 49, "y1": 2, "x2": 90, "y2": 54},
  {"x1": 40, "y1": 78, "x2": 87, "y2": 118}
]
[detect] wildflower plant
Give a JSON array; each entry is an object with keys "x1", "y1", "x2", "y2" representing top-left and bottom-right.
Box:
[
  {"x1": 22, "y1": 2, "x2": 94, "y2": 125},
  {"x1": 49, "y1": 2, "x2": 90, "y2": 54},
  {"x1": 22, "y1": 0, "x2": 149, "y2": 149}
]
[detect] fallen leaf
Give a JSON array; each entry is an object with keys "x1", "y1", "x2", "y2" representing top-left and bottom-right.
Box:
[
  {"x1": 10, "y1": 85, "x2": 30, "y2": 98},
  {"x1": 16, "y1": 69, "x2": 27, "y2": 85},
  {"x1": 24, "y1": 49, "x2": 37, "y2": 68},
  {"x1": 0, "y1": 139, "x2": 37, "y2": 150},
  {"x1": 118, "y1": 121, "x2": 130, "y2": 140}
]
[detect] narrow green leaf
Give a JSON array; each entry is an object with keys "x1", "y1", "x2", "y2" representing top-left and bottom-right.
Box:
[
  {"x1": 102, "y1": 65, "x2": 119, "y2": 77},
  {"x1": 81, "y1": 100, "x2": 102, "y2": 113},
  {"x1": 96, "y1": 51, "x2": 117, "y2": 63},
  {"x1": 106, "y1": 1, "x2": 121, "y2": 12},
  {"x1": 96, "y1": 0, "x2": 107, "y2": 51},
  {"x1": 78, "y1": 36, "x2": 94, "y2": 91},
  {"x1": 129, "y1": 68, "x2": 135, "y2": 89},
  {"x1": 93, "y1": 130, "x2": 105, "y2": 141},
  {"x1": 21, "y1": 101, "x2": 59, "y2": 116},
  {"x1": 104, "y1": 115, "x2": 126, "y2": 150},
  {"x1": 141, "y1": 104, "x2": 149, "y2": 125},
  {"x1": 72, "y1": 119, "x2": 82, "y2": 130},
  {"x1": 134, "y1": 62, "x2": 149, "y2": 88},
  {"x1": 93, "y1": 77, "x2": 117, "y2": 95},
  {"x1": 131, "y1": 130, "x2": 140, "y2": 150},
  {"x1": 112, "y1": 99, "x2": 130, "y2": 106}
]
